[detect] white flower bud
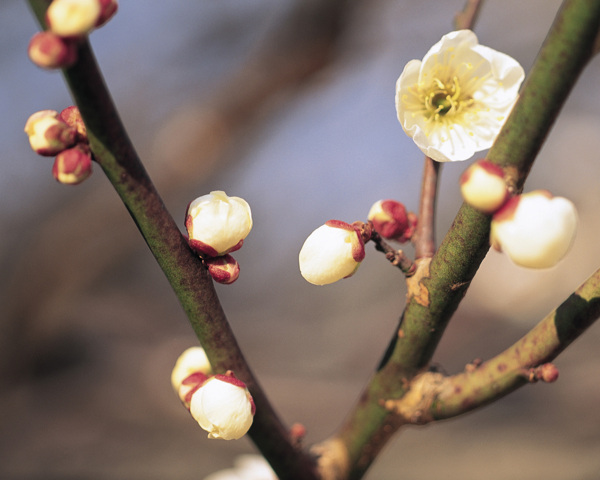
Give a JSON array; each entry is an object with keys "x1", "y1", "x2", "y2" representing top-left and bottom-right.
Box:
[
  {"x1": 490, "y1": 190, "x2": 577, "y2": 269},
  {"x1": 190, "y1": 373, "x2": 255, "y2": 440},
  {"x1": 299, "y1": 220, "x2": 365, "y2": 285},
  {"x1": 185, "y1": 191, "x2": 252, "y2": 257},
  {"x1": 24, "y1": 110, "x2": 76, "y2": 156},
  {"x1": 46, "y1": 0, "x2": 102, "y2": 38},
  {"x1": 171, "y1": 346, "x2": 212, "y2": 394},
  {"x1": 460, "y1": 160, "x2": 509, "y2": 214}
]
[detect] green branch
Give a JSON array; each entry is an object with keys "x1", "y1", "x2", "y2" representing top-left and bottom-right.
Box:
[
  {"x1": 335, "y1": 0, "x2": 600, "y2": 477},
  {"x1": 429, "y1": 266, "x2": 600, "y2": 420},
  {"x1": 26, "y1": 1, "x2": 317, "y2": 478}
]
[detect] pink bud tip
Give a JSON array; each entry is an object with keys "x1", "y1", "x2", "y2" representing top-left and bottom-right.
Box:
[{"x1": 28, "y1": 31, "x2": 78, "y2": 69}]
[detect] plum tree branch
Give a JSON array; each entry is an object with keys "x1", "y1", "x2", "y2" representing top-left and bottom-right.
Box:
[
  {"x1": 333, "y1": 1, "x2": 600, "y2": 478},
  {"x1": 26, "y1": 1, "x2": 320, "y2": 478}
]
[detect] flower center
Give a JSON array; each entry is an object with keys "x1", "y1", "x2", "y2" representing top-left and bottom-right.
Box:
[{"x1": 424, "y1": 76, "x2": 463, "y2": 118}]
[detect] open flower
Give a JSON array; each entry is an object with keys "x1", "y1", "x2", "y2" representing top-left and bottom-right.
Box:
[
  {"x1": 299, "y1": 220, "x2": 365, "y2": 285},
  {"x1": 185, "y1": 191, "x2": 253, "y2": 257},
  {"x1": 396, "y1": 30, "x2": 524, "y2": 162},
  {"x1": 190, "y1": 373, "x2": 255, "y2": 440},
  {"x1": 490, "y1": 190, "x2": 577, "y2": 269}
]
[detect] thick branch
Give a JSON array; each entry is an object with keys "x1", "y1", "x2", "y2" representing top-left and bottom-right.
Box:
[{"x1": 421, "y1": 266, "x2": 600, "y2": 421}]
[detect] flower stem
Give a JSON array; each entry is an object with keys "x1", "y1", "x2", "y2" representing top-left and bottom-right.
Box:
[{"x1": 413, "y1": 156, "x2": 440, "y2": 259}]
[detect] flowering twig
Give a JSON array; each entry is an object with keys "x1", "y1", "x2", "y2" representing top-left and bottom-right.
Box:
[
  {"x1": 332, "y1": 1, "x2": 600, "y2": 478},
  {"x1": 25, "y1": 1, "x2": 319, "y2": 478},
  {"x1": 413, "y1": 156, "x2": 440, "y2": 259},
  {"x1": 454, "y1": 0, "x2": 483, "y2": 30},
  {"x1": 369, "y1": 230, "x2": 416, "y2": 276}
]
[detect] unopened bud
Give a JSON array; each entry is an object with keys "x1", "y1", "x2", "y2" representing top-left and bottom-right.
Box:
[
  {"x1": 367, "y1": 199, "x2": 417, "y2": 242},
  {"x1": 59, "y1": 106, "x2": 87, "y2": 142},
  {"x1": 25, "y1": 110, "x2": 76, "y2": 156},
  {"x1": 205, "y1": 254, "x2": 240, "y2": 285},
  {"x1": 460, "y1": 160, "x2": 509, "y2": 214},
  {"x1": 96, "y1": 0, "x2": 118, "y2": 27},
  {"x1": 190, "y1": 373, "x2": 255, "y2": 440},
  {"x1": 46, "y1": 0, "x2": 101, "y2": 38},
  {"x1": 490, "y1": 190, "x2": 577, "y2": 268},
  {"x1": 299, "y1": 220, "x2": 365, "y2": 285},
  {"x1": 52, "y1": 145, "x2": 93, "y2": 185},
  {"x1": 171, "y1": 346, "x2": 212, "y2": 393},
  {"x1": 28, "y1": 31, "x2": 78, "y2": 69},
  {"x1": 185, "y1": 191, "x2": 253, "y2": 257}
]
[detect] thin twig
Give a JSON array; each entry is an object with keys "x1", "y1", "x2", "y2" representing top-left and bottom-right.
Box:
[
  {"x1": 413, "y1": 157, "x2": 440, "y2": 259},
  {"x1": 454, "y1": 0, "x2": 484, "y2": 30}
]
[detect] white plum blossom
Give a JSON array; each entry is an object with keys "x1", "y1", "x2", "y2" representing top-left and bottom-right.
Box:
[
  {"x1": 396, "y1": 30, "x2": 525, "y2": 162},
  {"x1": 299, "y1": 220, "x2": 365, "y2": 286},
  {"x1": 185, "y1": 191, "x2": 253, "y2": 257},
  {"x1": 190, "y1": 373, "x2": 255, "y2": 440},
  {"x1": 459, "y1": 159, "x2": 509, "y2": 213},
  {"x1": 490, "y1": 190, "x2": 577, "y2": 269}
]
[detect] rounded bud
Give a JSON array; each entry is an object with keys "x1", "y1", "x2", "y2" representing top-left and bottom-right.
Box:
[
  {"x1": 205, "y1": 254, "x2": 240, "y2": 285},
  {"x1": 96, "y1": 0, "x2": 118, "y2": 27},
  {"x1": 190, "y1": 373, "x2": 255, "y2": 440},
  {"x1": 299, "y1": 220, "x2": 365, "y2": 285},
  {"x1": 59, "y1": 106, "x2": 87, "y2": 142},
  {"x1": 171, "y1": 346, "x2": 212, "y2": 393},
  {"x1": 24, "y1": 110, "x2": 77, "y2": 156},
  {"x1": 28, "y1": 31, "x2": 78, "y2": 69},
  {"x1": 52, "y1": 145, "x2": 93, "y2": 185},
  {"x1": 185, "y1": 191, "x2": 253, "y2": 257},
  {"x1": 460, "y1": 160, "x2": 509, "y2": 214},
  {"x1": 490, "y1": 190, "x2": 577, "y2": 269},
  {"x1": 46, "y1": 0, "x2": 102, "y2": 38},
  {"x1": 367, "y1": 199, "x2": 417, "y2": 242}
]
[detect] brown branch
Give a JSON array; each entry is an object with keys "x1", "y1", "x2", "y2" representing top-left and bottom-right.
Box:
[
  {"x1": 413, "y1": 157, "x2": 440, "y2": 259},
  {"x1": 454, "y1": 0, "x2": 484, "y2": 30}
]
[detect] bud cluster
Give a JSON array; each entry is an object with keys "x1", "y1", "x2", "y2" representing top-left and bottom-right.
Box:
[
  {"x1": 171, "y1": 347, "x2": 255, "y2": 440},
  {"x1": 459, "y1": 160, "x2": 577, "y2": 269},
  {"x1": 185, "y1": 191, "x2": 253, "y2": 284},
  {"x1": 28, "y1": 0, "x2": 118, "y2": 70},
  {"x1": 25, "y1": 106, "x2": 93, "y2": 185}
]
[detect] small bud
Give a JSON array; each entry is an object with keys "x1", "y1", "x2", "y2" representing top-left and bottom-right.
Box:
[
  {"x1": 299, "y1": 220, "x2": 365, "y2": 285},
  {"x1": 190, "y1": 373, "x2": 255, "y2": 440},
  {"x1": 490, "y1": 190, "x2": 577, "y2": 269},
  {"x1": 171, "y1": 346, "x2": 212, "y2": 393},
  {"x1": 96, "y1": 0, "x2": 118, "y2": 27},
  {"x1": 27, "y1": 31, "x2": 78, "y2": 69},
  {"x1": 59, "y1": 106, "x2": 87, "y2": 142},
  {"x1": 537, "y1": 363, "x2": 559, "y2": 383},
  {"x1": 46, "y1": 0, "x2": 101, "y2": 38},
  {"x1": 185, "y1": 191, "x2": 253, "y2": 257},
  {"x1": 205, "y1": 254, "x2": 240, "y2": 285},
  {"x1": 52, "y1": 145, "x2": 93, "y2": 185},
  {"x1": 367, "y1": 199, "x2": 417, "y2": 242},
  {"x1": 25, "y1": 110, "x2": 76, "y2": 156},
  {"x1": 460, "y1": 160, "x2": 509, "y2": 214}
]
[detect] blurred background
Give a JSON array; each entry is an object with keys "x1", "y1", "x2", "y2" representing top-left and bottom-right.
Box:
[{"x1": 1, "y1": 0, "x2": 600, "y2": 478}]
